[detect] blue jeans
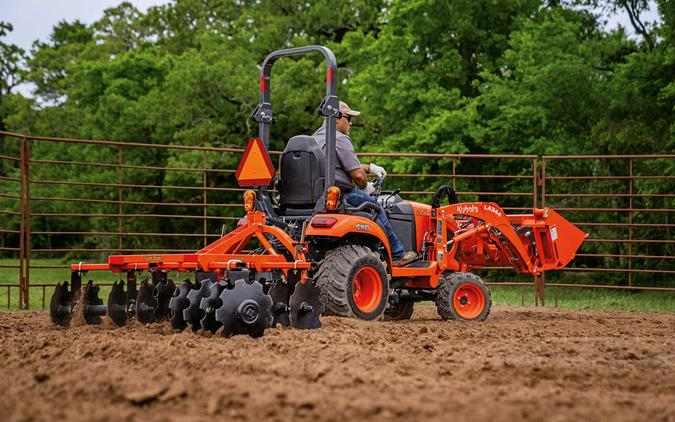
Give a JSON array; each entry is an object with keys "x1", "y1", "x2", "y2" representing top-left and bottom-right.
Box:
[{"x1": 343, "y1": 189, "x2": 406, "y2": 259}]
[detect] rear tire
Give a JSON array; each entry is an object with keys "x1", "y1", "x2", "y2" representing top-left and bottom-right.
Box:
[
  {"x1": 315, "y1": 244, "x2": 389, "y2": 320},
  {"x1": 435, "y1": 272, "x2": 491, "y2": 321}
]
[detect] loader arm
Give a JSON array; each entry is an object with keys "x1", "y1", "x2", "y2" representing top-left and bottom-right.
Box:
[{"x1": 434, "y1": 203, "x2": 587, "y2": 276}]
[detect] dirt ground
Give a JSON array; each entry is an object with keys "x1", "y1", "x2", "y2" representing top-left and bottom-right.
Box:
[{"x1": 1, "y1": 305, "x2": 674, "y2": 422}]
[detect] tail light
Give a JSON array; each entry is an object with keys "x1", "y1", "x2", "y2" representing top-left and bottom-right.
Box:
[
  {"x1": 325, "y1": 186, "x2": 341, "y2": 211},
  {"x1": 311, "y1": 216, "x2": 337, "y2": 228},
  {"x1": 243, "y1": 190, "x2": 256, "y2": 213}
]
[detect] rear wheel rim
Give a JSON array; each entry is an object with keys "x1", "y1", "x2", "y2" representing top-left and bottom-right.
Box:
[
  {"x1": 352, "y1": 267, "x2": 382, "y2": 313},
  {"x1": 453, "y1": 283, "x2": 485, "y2": 319}
]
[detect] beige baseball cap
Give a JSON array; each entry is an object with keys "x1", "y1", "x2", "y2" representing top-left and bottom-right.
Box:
[{"x1": 339, "y1": 101, "x2": 361, "y2": 116}]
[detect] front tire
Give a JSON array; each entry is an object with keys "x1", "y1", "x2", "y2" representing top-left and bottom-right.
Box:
[
  {"x1": 315, "y1": 244, "x2": 389, "y2": 320},
  {"x1": 435, "y1": 272, "x2": 491, "y2": 321}
]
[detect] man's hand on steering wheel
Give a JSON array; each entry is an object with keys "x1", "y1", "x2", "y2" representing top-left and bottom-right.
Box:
[
  {"x1": 361, "y1": 181, "x2": 377, "y2": 195},
  {"x1": 364, "y1": 175, "x2": 385, "y2": 197}
]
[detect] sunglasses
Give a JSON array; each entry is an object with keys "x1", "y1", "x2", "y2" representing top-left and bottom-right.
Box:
[{"x1": 340, "y1": 114, "x2": 352, "y2": 122}]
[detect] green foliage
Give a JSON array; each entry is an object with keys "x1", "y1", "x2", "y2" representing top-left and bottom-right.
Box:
[{"x1": 0, "y1": 22, "x2": 25, "y2": 101}]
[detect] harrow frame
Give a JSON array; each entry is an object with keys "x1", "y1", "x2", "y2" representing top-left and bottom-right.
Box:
[{"x1": 70, "y1": 209, "x2": 311, "y2": 280}]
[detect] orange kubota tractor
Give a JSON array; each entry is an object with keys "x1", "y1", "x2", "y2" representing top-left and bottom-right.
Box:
[{"x1": 50, "y1": 46, "x2": 587, "y2": 337}]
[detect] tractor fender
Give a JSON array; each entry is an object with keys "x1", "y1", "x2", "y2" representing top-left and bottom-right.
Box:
[{"x1": 305, "y1": 214, "x2": 392, "y2": 267}]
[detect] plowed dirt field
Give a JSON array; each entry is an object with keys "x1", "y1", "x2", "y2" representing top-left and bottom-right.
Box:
[{"x1": 1, "y1": 306, "x2": 674, "y2": 422}]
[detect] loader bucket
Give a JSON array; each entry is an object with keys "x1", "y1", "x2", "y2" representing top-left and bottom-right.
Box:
[{"x1": 536, "y1": 208, "x2": 588, "y2": 271}]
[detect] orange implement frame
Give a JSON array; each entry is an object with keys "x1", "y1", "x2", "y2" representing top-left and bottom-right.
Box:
[{"x1": 70, "y1": 210, "x2": 310, "y2": 281}]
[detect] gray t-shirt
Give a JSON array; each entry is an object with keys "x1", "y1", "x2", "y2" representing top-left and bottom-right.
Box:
[{"x1": 312, "y1": 123, "x2": 361, "y2": 188}]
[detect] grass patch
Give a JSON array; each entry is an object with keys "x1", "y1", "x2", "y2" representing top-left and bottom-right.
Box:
[
  {"x1": 1, "y1": 258, "x2": 125, "y2": 310},
  {"x1": 489, "y1": 284, "x2": 675, "y2": 313},
  {"x1": 1, "y1": 259, "x2": 674, "y2": 313}
]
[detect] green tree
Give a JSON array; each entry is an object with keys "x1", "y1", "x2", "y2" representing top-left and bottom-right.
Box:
[{"x1": 0, "y1": 22, "x2": 26, "y2": 164}]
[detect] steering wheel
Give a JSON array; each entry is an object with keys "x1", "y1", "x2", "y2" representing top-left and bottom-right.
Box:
[
  {"x1": 431, "y1": 185, "x2": 459, "y2": 208},
  {"x1": 371, "y1": 175, "x2": 385, "y2": 197}
]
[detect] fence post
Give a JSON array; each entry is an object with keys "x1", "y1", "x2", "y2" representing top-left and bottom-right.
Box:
[
  {"x1": 628, "y1": 159, "x2": 633, "y2": 287},
  {"x1": 203, "y1": 150, "x2": 208, "y2": 247},
  {"x1": 24, "y1": 138, "x2": 31, "y2": 309},
  {"x1": 535, "y1": 158, "x2": 546, "y2": 306},
  {"x1": 118, "y1": 146, "x2": 123, "y2": 251},
  {"x1": 18, "y1": 136, "x2": 25, "y2": 309},
  {"x1": 533, "y1": 157, "x2": 538, "y2": 209},
  {"x1": 541, "y1": 158, "x2": 546, "y2": 208}
]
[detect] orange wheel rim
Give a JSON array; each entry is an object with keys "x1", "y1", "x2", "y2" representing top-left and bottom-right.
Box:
[
  {"x1": 453, "y1": 283, "x2": 485, "y2": 319},
  {"x1": 352, "y1": 267, "x2": 382, "y2": 313}
]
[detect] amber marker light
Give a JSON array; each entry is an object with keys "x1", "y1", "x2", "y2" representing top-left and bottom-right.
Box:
[
  {"x1": 243, "y1": 190, "x2": 256, "y2": 213},
  {"x1": 326, "y1": 186, "x2": 341, "y2": 211}
]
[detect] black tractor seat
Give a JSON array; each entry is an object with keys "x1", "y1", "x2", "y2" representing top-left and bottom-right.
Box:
[{"x1": 277, "y1": 135, "x2": 326, "y2": 216}]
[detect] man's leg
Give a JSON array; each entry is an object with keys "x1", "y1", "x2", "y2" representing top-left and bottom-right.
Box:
[{"x1": 344, "y1": 189, "x2": 406, "y2": 259}]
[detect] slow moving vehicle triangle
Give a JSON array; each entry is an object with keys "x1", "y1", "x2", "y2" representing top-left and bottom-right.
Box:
[{"x1": 235, "y1": 137, "x2": 275, "y2": 186}]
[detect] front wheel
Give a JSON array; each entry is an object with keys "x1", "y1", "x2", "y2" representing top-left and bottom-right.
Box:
[
  {"x1": 435, "y1": 272, "x2": 491, "y2": 321},
  {"x1": 315, "y1": 244, "x2": 389, "y2": 320}
]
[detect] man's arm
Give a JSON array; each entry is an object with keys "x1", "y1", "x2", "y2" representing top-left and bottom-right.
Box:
[{"x1": 348, "y1": 167, "x2": 368, "y2": 189}]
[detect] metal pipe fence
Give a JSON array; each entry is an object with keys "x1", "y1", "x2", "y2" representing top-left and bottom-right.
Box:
[
  {"x1": 0, "y1": 131, "x2": 673, "y2": 309},
  {"x1": 541, "y1": 155, "x2": 675, "y2": 296}
]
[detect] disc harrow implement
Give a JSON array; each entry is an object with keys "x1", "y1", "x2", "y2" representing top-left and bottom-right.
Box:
[{"x1": 49, "y1": 209, "x2": 319, "y2": 339}]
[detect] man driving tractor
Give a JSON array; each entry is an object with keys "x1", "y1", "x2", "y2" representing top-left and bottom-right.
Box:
[{"x1": 312, "y1": 101, "x2": 418, "y2": 266}]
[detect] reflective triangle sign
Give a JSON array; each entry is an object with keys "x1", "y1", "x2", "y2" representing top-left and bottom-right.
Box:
[{"x1": 235, "y1": 138, "x2": 275, "y2": 187}]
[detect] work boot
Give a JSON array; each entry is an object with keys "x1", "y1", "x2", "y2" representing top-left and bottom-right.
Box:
[{"x1": 392, "y1": 251, "x2": 417, "y2": 266}]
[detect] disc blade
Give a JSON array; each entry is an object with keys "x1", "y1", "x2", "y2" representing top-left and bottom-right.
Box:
[
  {"x1": 82, "y1": 280, "x2": 104, "y2": 325},
  {"x1": 168, "y1": 279, "x2": 193, "y2": 330},
  {"x1": 196, "y1": 271, "x2": 217, "y2": 284},
  {"x1": 215, "y1": 279, "x2": 273, "y2": 338},
  {"x1": 267, "y1": 278, "x2": 291, "y2": 327},
  {"x1": 70, "y1": 271, "x2": 82, "y2": 292},
  {"x1": 107, "y1": 280, "x2": 128, "y2": 327},
  {"x1": 289, "y1": 279, "x2": 322, "y2": 330},
  {"x1": 227, "y1": 268, "x2": 250, "y2": 286},
  {"x1": 184, "y1": 278, "x2": 214, "y2": 332},
  {"x1": 199, "y1": 281, "x2": 226, "y2": 334},
  {"x1": 50, "y1": 281, "x2": 73, "y2": 327},
  {"x1": 136, "y1": 279, "x2": 157, "y2": 324},
  {"x1": 153, "y1": 278, "x2": 176, "y2": 322}
]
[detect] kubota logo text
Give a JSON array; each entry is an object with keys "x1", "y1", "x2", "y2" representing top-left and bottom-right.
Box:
[{"x1": 456, "y1": 204, "x2": 478, "y2": 214}]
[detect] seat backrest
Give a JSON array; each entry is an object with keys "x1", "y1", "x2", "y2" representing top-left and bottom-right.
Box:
[{"x1": 279, "y1": 135, "x2": 326, "y2": 208}]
